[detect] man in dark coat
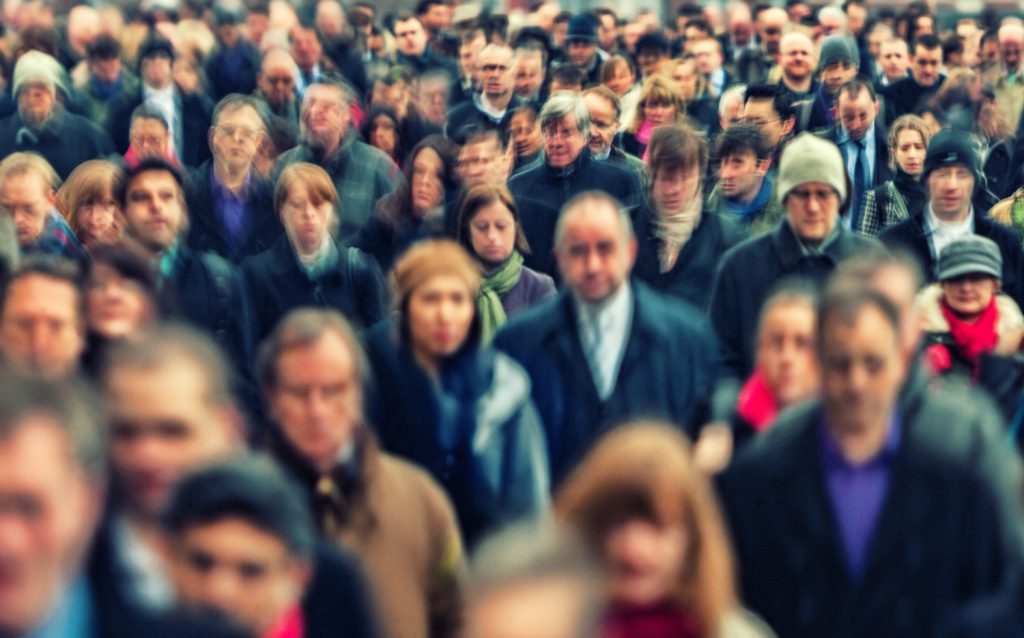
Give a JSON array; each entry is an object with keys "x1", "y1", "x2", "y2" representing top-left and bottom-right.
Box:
[
  {"x1": 446, "y1": 42, "x2": 529, "y2": 140},
  {"x1": 204, "y1": 7, "x2": 261, "y2": 100},
  {"x1": 0, "y1": 50, "x2": 114, "y2": 181},
  {"x1": 509, "y1": 91, "x2": 642, "y2": 277},
  {"x1": 719, "y1": 285, "x2": 1024, "y2": 638},
  {"x1": 494, "y1": 192, "x2": 718, "y2": 486},
  {"x1": 880, "y1": 129, "x2": 1024, "y2": 307},
  {"x1": 881, "y1": 34, "x2": 945, "y2": 122},
  {"x1": 106, "y1": 36, "x2": 214, "y2": 168},
  {"x1": 709, "y1": 132, "x2": 879, "y2": 389},
  {"x1": 185, "y1": 94, "x2": 281, "y2": 264}
]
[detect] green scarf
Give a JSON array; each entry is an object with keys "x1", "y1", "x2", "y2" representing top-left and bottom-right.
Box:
[{"x1": 478, "y1": 251, "x2": 524, "y2": 342}]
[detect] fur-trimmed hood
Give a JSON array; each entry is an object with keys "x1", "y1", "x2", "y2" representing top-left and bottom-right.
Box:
[{"x1": 915, "y1": 283, "x2": 1024, "y2": 354}]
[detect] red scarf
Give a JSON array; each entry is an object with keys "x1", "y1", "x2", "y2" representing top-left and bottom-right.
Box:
[
  {"x1": 602, "y1": 601, "x2": 702, "y2": 638},
  {"x1": 262, "y1": 605, "x2": 305, "y2": 638},
  {"x1": 736, "y1": 369, "x2": 779, "y2": 432},
  {"x1": 933, "y1": 296, "x2": 1000, "y2": 377}
]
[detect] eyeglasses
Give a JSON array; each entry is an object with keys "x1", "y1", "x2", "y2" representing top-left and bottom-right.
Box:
[{"x1": 543, "y1": 126, "x2": 581, "y2": 141}]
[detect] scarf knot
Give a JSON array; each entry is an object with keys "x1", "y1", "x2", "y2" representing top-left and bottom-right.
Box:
[{"x1": 477, "y1": 251, "x2": 523, "y2": 342}]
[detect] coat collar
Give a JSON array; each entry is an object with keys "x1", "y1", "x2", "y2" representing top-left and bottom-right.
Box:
[{"x1": 769, "y1": 219, "x2": 857, "y2": 271}]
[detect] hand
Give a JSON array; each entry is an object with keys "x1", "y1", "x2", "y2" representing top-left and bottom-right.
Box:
[{"x1": 693, "y1": 422, "x2": 734, "y2": 474}]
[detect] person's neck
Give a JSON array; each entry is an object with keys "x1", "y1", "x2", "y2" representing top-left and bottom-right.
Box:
[
  {"x1": 932, "y1": 205, "x2": 970, "y2": 224},
  {"x1": 412, "y1": 344, "x2": 441, "y2": 381},
  {"x1": 735, "y1": 176, "x2": 765, "y2": 204},
  {"x1": 315, "y1": 136, "x2": 342, "y2": 162},
  {"x1": 782, "y1": 73, "x2": 812, "y2": 93},
  {"x1": 124, "y1": 509, "x2": 169, "y2": 555},
  {"x1": 483, "y1": 91, "x2": 512, "y2": 110},
  {"x1": 826, "y1": 413, "x2": 891, "y2": 465},
  {"x1": 146, "y1": 80, "x2": 173, "y2": 93},
  {"x1": 213, "y1": 160, "x2": 250, "y2": 194}
]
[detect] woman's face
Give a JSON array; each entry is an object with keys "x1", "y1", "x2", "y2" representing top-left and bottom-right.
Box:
[
  {"x1": 605, "y1": 64, "x2": 635, "y2": 97},
  {"x1": 77, "y1": 196, "x2": 122, "y2": 247},
  {"x1": 651, "y1": 165, "x2": 701, "y2": 215},
  {"x1": 469, "y1": 200, "x2": 517, "y2": 266},
  {"x1": 281, "y1": 182, "x2": 333, "y2": 256},
  {"x1": 407, "y1": 274, "x2": 475, "y2": 364},
  {"x1": 86, "y1": 262, "x2": 155, "y2": 340},
  {"x1": 672, "y1": 63, "x2": 698, "y2": 101},
  {"x1": 604, "y1": 518, "x2": 688, "y2": 607},
  {"x1": 941, "y1": 273, "x2": 1000, "y2": 318},
  {"x1": 643, "y1": 97, "x2": 677, "y2": 127},
  {"x1": 411, "y1": 148, "x2": 445, "y2": 219},
  {"x1": 369, "y1": 115, "x2": 397, "y2": 157},
  {"x1": 893, "y1": 129, "x2": 926, "y2": 176}
]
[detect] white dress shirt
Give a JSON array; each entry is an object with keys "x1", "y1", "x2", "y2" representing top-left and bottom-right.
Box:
[
  {"x1": 575, "y1": 282, "x2": 633, "y2": 401},
  {"x1": 925, "y1": 203, "x2": 974, "y2": 259}
]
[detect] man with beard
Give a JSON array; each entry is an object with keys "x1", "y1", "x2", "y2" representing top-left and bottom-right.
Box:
[
  {"x1": 275, "y1": 76, "x2": 399, "y2": 239},
  {"x1": 0, "y1": 50, "x2": 113, "y2": 181}
]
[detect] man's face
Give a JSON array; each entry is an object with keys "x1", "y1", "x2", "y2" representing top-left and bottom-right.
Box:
[
  {"x1": 837, "y1": 90, "x2": 877, "y2": 141},
  {"x1": 927, "y1": 165, "x2": 975, "y2": 220},
  {"x1": 820, "y1": 60, "x2": 857, "y2": 95},
  {"x1": 912, "y1": 45, "x2": 942, "y2": 86},
  {"x1": 290, "y1": 26, "x2": 322, "y2": 72},
  {"x1": 216, "y1": 23, "x2": 240, "y2": 49},
  {"x1": 1001, "y1": 37, "x2": 1023, "y2": 73},
  {"x1": 759, "y1": 13, "x2": 787, "y2": 56},
  {"x1": 597, "y1": 14, "x2": 617, "y2": 51},
  {"x1": 635, "y1": 48, "x2": 665, "y2": 78},
  {"x1": 267, "y1": 331, "x2": 362, "y2": 474},
  {"x1": 780, "y1": 35, "x2": 814, "y2": 81},
  {"x1": 567, "y1": 38, "x2": 598, "y2": 68},
  {"x1": 105, "y1": 358, "x2": 238, "y2": 519},
  {"x1": 728, "y1": 14, "x2": 753, "y2": 45},
  {"x1": 983, "y1": 38, "x2": 1001, "y2": 69},
  {"x1": 420, "y1": 4, "x2": 449, "y2": 32},
  {"x1": 300, "y1": 84, "x2": 350, "y2": 151},
  {"x1": 880, "y1": 40, "x2": 909, "y2": 81},
  {"x1": 0, "y1": 172, "x2": 54, "y2": 248},
  {"x1": 172, "y1": 518, "x2": 309, "y2": 637},
  {"x1": 583, "y1": 93, "x2": 619, "y2": 156},
  {"x1": 459, "y1": 34, "x2": 486, "y2": 82},
  {"x1": 88, "y1": 56, "x2": 121, "y2": 84},
  {"x1": 543, "y1": 115, "x2": 587, "y2": 170},
  {"x1": 210, "y1": 105, "x2": 264, "y2": 173},
  {"x1": 479, "y1": 48, "x2": 515, "y2": 101},
  {"x1": 785, "y1": 182, "x2": 840, "y2": 242},
  {"x1": 258, "y1": 57, "x2": 296, "y2": 106},
  {"x1": 509, "y1": 111, "x2": 542, "y2": 159},
  {"x1": 718, "y1": 150, "x2": 766, "y2": 200},
  {"x1": 742, "y1": 98, "x2": 791, "y2": 148},
  {"x1": 0, "y1": 275, "x2": 83, "y2": 379},
  {"x1": 692, "y1": 40, "x2": 722, "y2": 75},
  {"x1": 16, "y1": 83, "x2": 55, "y2": 128},
  {"x1": 314, "y1": 1, "x2": 345, "y2": 39},
  {"x1": 514, "y1": 50, "x2": 545, "y2": 98},
  {"x1": 556, "y1": 202, "x2": 636, "y2": 304},
  {"x1": 652, "y1": 165, "x2": 700, "y2": 214},
  {"x1": 846, "y1": 4, "x2": 867, "y2": 36},
  {"x1": 140, "y1": 53, "x2": 173, "y2": 90},
  {"x1": 757, "y1": 301, "x2": 818, "y2": 407},
  {"x1": 0, "y1": 419, "x2": 102, "y2": 635},
  {"x1": 821, "y1": 306, "x2": 906, "y2": 438},
  {"x1": 395, "y1": 18, "x2": 428, "y2": 57},
  {"x1": 819, "y1": 14, "x2": 844, "y2": 37},
  {"x1": 123, "y1": 170, "x2": 186, "y2": 254},
  {"x1": 458, "y1": 137, "x2": 507, "y2": 188},
  {"x1": 130, "y1": 118, "x2": 171, "y2": 159}
]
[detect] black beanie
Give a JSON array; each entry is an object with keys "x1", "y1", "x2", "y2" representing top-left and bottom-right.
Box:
[{"x1": 922, "y1": 128, "x2": 980, "y2": 183}]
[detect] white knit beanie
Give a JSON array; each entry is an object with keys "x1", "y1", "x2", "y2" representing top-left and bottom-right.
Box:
[
  {"x1": 777, "y1": 133, "x2": 848, "y2": 205},
  {"x1": 12, "y1": 50, "x2": 65, "y2": 98}
]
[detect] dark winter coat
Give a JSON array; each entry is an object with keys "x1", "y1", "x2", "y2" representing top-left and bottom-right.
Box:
[
  {"x1": 105, "y1": 87, "x2": 214, "y2": 168},
  {"x1": 0, "y1": 111, "x2": 113, "y2": 181}
]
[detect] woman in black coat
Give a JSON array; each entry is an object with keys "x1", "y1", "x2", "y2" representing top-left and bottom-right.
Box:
[
  {"x1": 242, "y1": 162, "x2": 386, "y2": 341},
  {"x1": 633, "y1": 124, "x2": 742, "y2": 311}
]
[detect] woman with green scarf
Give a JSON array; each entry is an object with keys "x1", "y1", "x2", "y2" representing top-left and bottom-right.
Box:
[{"x1": 457, "y1": 184, "x2": 556, "y2": 341}]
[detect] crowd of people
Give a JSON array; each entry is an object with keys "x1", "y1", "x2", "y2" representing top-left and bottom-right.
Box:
[{"x1": 4, "y1": 0, "x2": 1024, "y2": 636}]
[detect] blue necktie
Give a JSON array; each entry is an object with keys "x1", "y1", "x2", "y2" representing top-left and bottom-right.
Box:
[{"x1": 850, "y1": 139, "x2": 869, "y2": 232}]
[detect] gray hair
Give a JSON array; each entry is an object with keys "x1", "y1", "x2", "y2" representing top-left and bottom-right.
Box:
[
  {"x1": 539, "y1": 91, "x2": 591, "y2": 137},
  {"x1": 818, "y1": 5, "x2": 848, "y2": 28},
  {"x1": 718, "y1": 84, "x2": 747, "y2": 118},
  {"x1": 553, "y1": 191, "x2": 634, "y2": 250},
  {"x1": 211, "y1": 93, "x2": 270, "y2": 131}
]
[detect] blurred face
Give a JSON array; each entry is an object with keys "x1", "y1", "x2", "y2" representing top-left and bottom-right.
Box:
[
  {"x1": 880, "y1": 40, "x2": 909, "y2": 81},
  {"x1": 514, "y1": 50, "x2": 545, "y2": 98},
  {"x1": 757, "y1": 301, "x2": 818, "y2": 407},
  {"x1": 140, "y1": 52, "x2": 173, "y2": 90},
  {"x1": 556, "y1": 202, "x2": 636, "y2": 303},
  {"x1": 915, "y1": 15, "x2": 933, "y2": 36},
  {"x1": 86, "y1": 263, "x2": 154, "y2": 340},
  {"x1": 893, "y1": 129, "x2": 926, "y2": 176},
  {"x1": 760, "y1": 13, "x2": 787, "y2": 55},
  {"x1": 942, "y1": 274, "x2": 1000, "y2": 318},
  {"x1": 75, "y1": 195, "x2": 121, "y2": 247},
  {"x1": 742, "y1": 98, "x2": 791, "y2": 148},
  {"x1": 479, "y1": 48, "x2": 515, "y2": 100},
  {"x1": 0, "y1": 275, "x2": 83, "y2": 379},
  {"x1": 458, "y1": 137, "x2": 505, "y2": 188},
  {"x1": 780, "y1": 35, "x2": 814, "y2": 81},
  {"x1": 469, "y1": 200, "x2": 517, "y2": 265},
  {"x1": 567, "y1": 39, "x2": 598, "y2": 68},
  {"x1": 173, "y1": 519, "x2": 309, "y2": 637},
  {"x1": 543, "y1": 115, "x2": 587, "y2": 170},
  {"x1": 88, "y1": 56, "x2": 121, "y2": 84},
  {"x1": 670, "y1": 62, "x2": 697, "y2": 100},
  {"x1": 636, "y1": 48, "x2": 665, "y2": 78},
  {"x1": 846, "y1": 4, "x2": 866, "y2": 35},
  {"x1": 407, "y1": 274, "x2": 476, "y2": 364},
  {"x1": 819, "y1": 14, "x2": 844, "y2": 37},
  {"x1": 0, "y1": 419, "x2": 102, "y2": 635},
  {"x1": 912, "y1": 45, "x2": 941, "y2": 86},
  {"x1": 123, "y1": 170, "x2": 186, "y2": 255},
  {"x1": 605, "y1": 63, "x2": 635, "y2": 97},
  {"x1": 268, "y1": 331, "x2": 362, "y2": 474},
  {"x1": 0, "y1": 172, "x2": 55, "y2": 248},
  {"x1": 258, "y1": 56, "x2": 296, "y2": 107},
  {"x1": 718, "y1": 151, "x2": 765, "y2": 201},
  {"x1": 785, "y1": 182, "x2": 840, "y2": 243},
  {"x1": 820, "y1": 61, "x2": 857, "y2": 95},
  {"x1": 605, "y1": 519, "x2": 687, "y2": 607},
  {"x1": 641, "y1": 96, "x2": 676, "y2": 127},
  {"x1": 692, "y1": 40, "x2": 722, "y2": 75},
  {"x1": 1001, "y1": 37, "x2": 1023, "y2": 72},
  {"x1": 837, "y1": 90, "x2": 877, "y2": 141},
  {"x1": 106, "y1": 359, "x2": 238, "y2": 519},
  {"x1": 420, "y1": 4, "x2": 449, "y2": 32},
  {"x1": 315, "y1": 1, "x2": 344, "y2": 39},
  {"x1": 598, "y1": 14, "x2": 617, "y2": 51},
  {"x1": 300, "y1": 84, "x2": 350, "y2": 151},
  {"x1": 281, "y1": 182, "x2": 333, "y2": 256},
  {"x1": 927, "y1": 165, "x2": 974, "y2": 221},
  {"x1": 395, "y1": 18, "x2": 428, "y2": 57},
  {"x1": 411, "y1": 148, "x2": 445, "y2": 217},
  {"x1": 210, "y1": 105, "x2": 264, "y2": 173},
  {"x1": 290, "y1": 26, "x2": 322, "y2": 72},
  {"x1": 130, "y1": 117, "x2": 170, "y2": 160},
  {"x1": 369, "y1": 115, "x2": 397, "y2": 156},
  {"x1": 583, "y1": 93, "x2": 619, "y2": 156},
  {"x1": 509, "y1": 111, "x2": 542, "y2": 160},
  {"x1": 459, "y1": 34, "x2": 486, "y2": 82},
  {"x1": 652, "y1": 165, "x2": 700, "y2": 215},
  {"x1": 417, "y1": 77, "x2": 450, "y2": 125},
  {"x1": 728, "y1": 15, "x2": 753, "y2": 45},
  {"x1": 16, "y1": 83, "x2": 55, "y2": 128},
  {"x1": 821, "y1": 306, "x2": 906, "y2": 439}
]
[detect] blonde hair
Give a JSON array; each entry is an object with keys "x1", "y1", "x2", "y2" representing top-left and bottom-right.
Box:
[
  {"x1": 555, "y1": 422, "x2": 737, "y2": 636},
  {"x1": 0, "y1": 151, "x2": 60, "y2": 191},
  {"x1": 629, "y1": 74, "x2": 687, "y2": 134},
  {"x1": 887, "y1": 114, "x2": 932, "y2": 171}
]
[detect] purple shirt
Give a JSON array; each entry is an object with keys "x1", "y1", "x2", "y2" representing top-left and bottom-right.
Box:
[
  {"x1": 819, "y1": 412, "x2": 901, "y2": 580},
  {"x1": 210, "y1": 170, "x2": 251, "y2": 256}
]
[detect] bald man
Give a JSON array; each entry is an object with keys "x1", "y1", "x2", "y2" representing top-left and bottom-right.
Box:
[
  {"x1": 256, "y1": 48, "x2": 300, "y2": 124},
  {"x1": 446, "y1": 43, "x2": 526, "y2": 138},
  {"x1": 736, "y1": 7, "x2": 789, "y2": 84},
  {"x1": 778, "y1": 32, "x2": 817, "y2": 105}
]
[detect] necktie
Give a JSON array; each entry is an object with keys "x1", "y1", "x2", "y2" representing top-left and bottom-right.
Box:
[
  {"x1": 584, "y1": 311, "x2": 611, "y2": 400},
  {"x1": 315, "y1": 475, "x2": 345, "y2": 536},
  {"x1": 851, "y1": 139, "x2": 869, "y2": 232}
]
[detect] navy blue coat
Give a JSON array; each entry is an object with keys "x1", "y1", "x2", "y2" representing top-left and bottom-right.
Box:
[
  {"x1": 184, "y1": 160, "x2": 283, "y2": 264},
  {"x1": 0, "y1": 111, "x2": 113, "y2": 181},
  {"x1": 493, "y1": 281, "x2": 718, "y2": 486}
]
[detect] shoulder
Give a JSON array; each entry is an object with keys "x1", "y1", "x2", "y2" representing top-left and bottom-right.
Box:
[
  {"x1": 352, "y1": 140, "x2": 396, "y2": 168},
  {"x1": 518, "y1": 266, "x2": 557, "y2": 296},
  {"x1": 726, "y1": 401, "x2": 819, "y2": 479},
  {"x1": 718, "y1": 230, "x2": 777, "y2": 270},
  {"x1": 493, "y1": 292, "x2": 567, "y2": 348}
]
